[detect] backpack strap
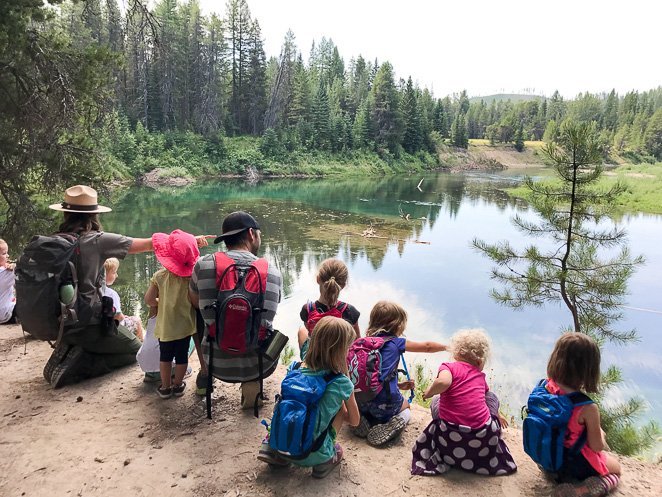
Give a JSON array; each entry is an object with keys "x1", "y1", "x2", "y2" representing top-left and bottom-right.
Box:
[{"x1": 335, "y1": 301, "x2": 348, "y2": 313}]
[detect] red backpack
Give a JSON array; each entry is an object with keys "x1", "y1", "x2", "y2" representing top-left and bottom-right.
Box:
[
  {"x1": 305, "y1": 300, "x2": 348, "y2": 333},
  {"x1": 205, "y1": 252, "x2": 269, "y2": 419},
  {"x1": 207, "y1": 252, "x2": 268, "y2": 354}
]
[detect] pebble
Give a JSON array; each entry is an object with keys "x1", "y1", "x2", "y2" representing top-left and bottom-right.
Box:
[
  {"x1": 76, "y1": 396, "x2": 83, "y2": 402},
  {"x1": 124, "y1": 459, "x2": 131, "y2": 466}
]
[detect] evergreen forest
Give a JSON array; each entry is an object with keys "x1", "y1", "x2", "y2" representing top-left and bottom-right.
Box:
[{"x1": 1, "y1": 0, "x2": 662, "y2": 236}]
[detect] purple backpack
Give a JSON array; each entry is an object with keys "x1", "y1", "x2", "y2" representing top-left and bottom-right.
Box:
[{"x1": 347, "y1": 336, "x2": 399, "y2": 403}]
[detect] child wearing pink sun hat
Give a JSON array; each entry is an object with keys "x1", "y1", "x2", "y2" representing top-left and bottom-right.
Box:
[{"x1": 144, "y1": 229, "x2": 200, "y2": 398}]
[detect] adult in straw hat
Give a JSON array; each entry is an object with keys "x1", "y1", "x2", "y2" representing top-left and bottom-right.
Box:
[{"x1": 42, "y1": 185, "x2": 211, "y2": 388}]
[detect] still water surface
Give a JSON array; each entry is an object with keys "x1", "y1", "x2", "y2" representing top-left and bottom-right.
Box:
[{"x1": 103, "y1": 171, "x2": 661, "y2": 427}]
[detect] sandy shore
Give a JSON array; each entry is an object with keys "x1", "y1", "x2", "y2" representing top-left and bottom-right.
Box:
[{"x1": 1, "y1": 324, "x2": 659, "y2": 497}]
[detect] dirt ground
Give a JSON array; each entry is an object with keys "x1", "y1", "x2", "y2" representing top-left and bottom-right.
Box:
[{"x1": 1, "y1": 325, "x2": 660, "y2": 497}]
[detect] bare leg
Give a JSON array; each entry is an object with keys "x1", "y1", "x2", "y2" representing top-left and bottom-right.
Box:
[
  {"x1": 160, "y1": 361, "x2": 172, "y2": 388},
  {"x1": 192, "y1": 334, "x2": 208, "y2": 376},
  {"x1": 172, "y1": 363, "x2": 187, "y2": 386},
  {"x1": 604, "y1": 453, "x2": 621, "y2": 476}
]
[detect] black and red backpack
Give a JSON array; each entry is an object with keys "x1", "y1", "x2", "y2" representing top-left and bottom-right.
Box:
[
  {"x1": 205, "y1": 252, "x2": 269, "y2": 418},
  {"x1": 304, "y1": 300, "x2": 348, "y2": 333}
]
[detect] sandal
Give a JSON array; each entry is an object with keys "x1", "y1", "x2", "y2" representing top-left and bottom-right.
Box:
[
  {"x1": 312, "y1": 444, "x2": 343, "y2": 479},
  {"x1": 157, "y1": 385, "x2": 172, "y2": 399}
]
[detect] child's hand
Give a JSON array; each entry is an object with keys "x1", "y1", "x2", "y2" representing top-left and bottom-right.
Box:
[
  {"x1": 498, "y1": 413, "x2": 509, "y2": 429},
  {"x1": 398, "y1": 379, "x2": 415, "y2": 390}
]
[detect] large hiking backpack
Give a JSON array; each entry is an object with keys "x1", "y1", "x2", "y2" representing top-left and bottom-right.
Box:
[
  {"x1": 304, "y1": 301, "x2": 348, "y2": 333},
  {"x1": 522, "y1": 379, "x2": 593, "y2": 474},
  {"x1": 268, "y1": 362, "x2": 340, "y2": 459},
  {"x1": 347, "y1": 336, "x2": 403, "y2": 403},
  {"x1": 14, "y1": 233, "x2": 93, "y2": 343},
  {"x1": 205, "y1": 252, "x2": 269, "y2": 418}
]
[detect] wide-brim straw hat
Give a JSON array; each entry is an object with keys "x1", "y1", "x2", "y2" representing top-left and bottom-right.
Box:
[
  {"x1": 152, "y1": 229, "x2": 200, "y2": 278},
  {"x1": 49, "y1": 185, "x2": 112, "y2": 214}
]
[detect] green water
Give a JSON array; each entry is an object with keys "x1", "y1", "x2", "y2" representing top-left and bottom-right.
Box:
[{"x1": 102, "y1": 171, "x2": 662, "y2": 436}]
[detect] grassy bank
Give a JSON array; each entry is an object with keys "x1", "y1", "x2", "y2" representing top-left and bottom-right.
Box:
[{"x1": 506, "y1": 162, "x2": 662, "y2": 215}]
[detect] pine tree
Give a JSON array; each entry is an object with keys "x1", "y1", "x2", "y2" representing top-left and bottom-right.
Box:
[
  {"x1": 451, "y1": 113, "x2": 468, "y2": 148},
  {"x1": 402, "y1": 77, "x2": 422, "y2": 153},
  {"x1": 311, "y1": 82, "x2": 330, "y2": 149},
  {"x1": 474, "y1": 121, "x2": 643, "y2": 341},
  {"x1": 514, "y1": 123, "x2": 525, "y2": 151},
  {"x1": 370, "y1": 62, "x2": 403, "y2": 154},
  {"x1": 643, "y1": 108, "x2": 662, "y2": 159}
]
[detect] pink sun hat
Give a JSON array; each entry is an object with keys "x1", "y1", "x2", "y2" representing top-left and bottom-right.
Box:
[{"x1": 151, "y1": 229, "x2": 200, "y2": 278}]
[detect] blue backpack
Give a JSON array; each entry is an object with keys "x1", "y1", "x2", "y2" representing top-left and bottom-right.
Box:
[
  {"x1": 522, "y1": 379, "x2": 593, "y2": 473},
  {"x1": 268, "y1": 362, "x2": 340, "y2": 459}
]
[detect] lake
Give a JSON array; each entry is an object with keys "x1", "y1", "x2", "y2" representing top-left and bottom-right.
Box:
[{"x1": 102, "y1": 170, "x2": 662, "y2": 429}]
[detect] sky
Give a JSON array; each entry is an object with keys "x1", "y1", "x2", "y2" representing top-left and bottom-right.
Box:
[{"x1": 196, "y1": 0, "x2": 662, "y2": 100}]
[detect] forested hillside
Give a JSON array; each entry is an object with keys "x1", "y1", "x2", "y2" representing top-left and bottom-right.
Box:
[{"x1": 1, "y1": 0, "x2": 661, "y2": 237}]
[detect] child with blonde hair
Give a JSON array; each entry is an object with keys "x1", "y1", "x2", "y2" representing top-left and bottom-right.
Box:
[
  {"x1": 411, "y1": 328, "x2": 516, "y2": 476},
  {"x1": 0, "y1": 239, "x2": 17, "y2": 325},
  {"x1": 298, "y1": 258, "x2": 360, "y2": 360},
  {"x1": 350, "y1": 301, "x2": 447, "y2": 446},
  {"x1": 258, "y1": 316, "x2": 360, "y2": 479},
  {"x1": 103, "y1": 258, "x2": 143, "y2": 340},
  {"x1": 540, "y1": 333, "x2": 621, "y2": 497}
]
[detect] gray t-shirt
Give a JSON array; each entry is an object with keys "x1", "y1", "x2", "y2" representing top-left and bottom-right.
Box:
[
  {"x1": 77, "y1": 231, "x2": 132, "y2": 319},
  {"x1": 190, "y1": 250, "x2": 282, "y2": 382}
]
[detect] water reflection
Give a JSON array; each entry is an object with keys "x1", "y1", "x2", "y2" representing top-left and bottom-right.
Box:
[{"x1": 99, "y1": 171, "x2": 660, "y2": 432}]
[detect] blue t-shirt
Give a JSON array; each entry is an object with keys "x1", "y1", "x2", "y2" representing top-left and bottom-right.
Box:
[{"x1": 372, "y1": 333, "x2": 407, "y2": 404}]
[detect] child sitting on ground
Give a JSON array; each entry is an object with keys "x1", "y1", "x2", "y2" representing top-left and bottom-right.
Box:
[
  {"x1": 0, "y1": 239, "x2": 17, "y2": 325},
  {"x1": 258, "y1": 316, "x2": 360, "y2": 479},
  {"x1": 351, "y1": 301, "x2": 447, "y2": 446},
  {"x1": 103, "y1": 258, "x2": 143, "y2": 340},
  {"x1": 411, "y1": 328, "x2": 516, "y2": 476},
  {"x1": 298, "y1": 258, "x2": 360, "y2": 360},
  {"x1": 144, "y1": 229, "x2": 202, "y2": 399},
  {"x1": 544, "y1": 333, "x2": 621, "y2": 497}
]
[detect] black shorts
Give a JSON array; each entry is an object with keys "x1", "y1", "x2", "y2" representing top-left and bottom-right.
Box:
[
  {"x1": 562, "y1": 452, "x2": 600, "y2": 481},
  {"x1": 159, "y1": 336, "x2": 191, "y2": 364}
]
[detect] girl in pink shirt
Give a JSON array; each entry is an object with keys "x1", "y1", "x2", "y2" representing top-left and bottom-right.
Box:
[{"x1": 411, "y1": 329, "x2": 516, "y2": 476}]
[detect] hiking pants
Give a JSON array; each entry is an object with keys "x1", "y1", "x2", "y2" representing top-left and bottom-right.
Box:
[{"x1": 63, "y1": 323, "x2": 141, "y2": 378}]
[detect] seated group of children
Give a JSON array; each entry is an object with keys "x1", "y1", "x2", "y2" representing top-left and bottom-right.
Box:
[{"x1": 257, "y1": 258, "x2": 622, "y2": 497}]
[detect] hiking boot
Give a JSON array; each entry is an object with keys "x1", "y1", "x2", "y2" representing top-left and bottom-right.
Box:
[
  {"x1": 49, "y1": 346, "x2": 85, "y2": 389},
  {"x1": 352, "y1": 415, "x2": 371, "y2": 438},
  {"x1": 367, "y1": 416, "x2": 406, "y2": 447},
  {"x1": 195, "y1": 371, "x2": 208, "y2": 396},
  {"x1": 172, "y1": 381, "x2": 186, "y2": 397},
  {"x1": 157, "y1": 385, "x2": 172, "y2": 399},
  {"x1": 43, "y1": 343, "x2": 71, "y2": 383},
  {"x1": 312, "y1": 443, "x2": 343, "y2": 479},
  {"x1": 553, "y1": 477, "x2": 607, "y2": 497},
  {"x1": 257, "y1": 442, "x2": 290, "y2": 468},
  {"x1": 143, "y1": 372, "x2": 161, "y2": 383}
]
